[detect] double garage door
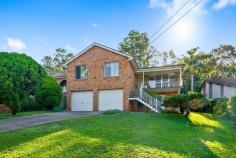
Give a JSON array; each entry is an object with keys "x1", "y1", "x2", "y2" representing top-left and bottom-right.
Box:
[{"x1": 71, "y1": 89, "x2": 123, "y2": 111}]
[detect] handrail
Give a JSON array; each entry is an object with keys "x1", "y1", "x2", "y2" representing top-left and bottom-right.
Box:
[{"x1": 129, "y1": 89, "x2": 161, "y2": 112}]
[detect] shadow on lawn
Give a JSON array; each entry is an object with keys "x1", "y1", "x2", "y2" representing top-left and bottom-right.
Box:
[
  {"x1": 0, "y1": 112, "x2": 235, "y2": 158},
  {"x1": 0, "y1": 123, "x2": 64, "y2": 152}
]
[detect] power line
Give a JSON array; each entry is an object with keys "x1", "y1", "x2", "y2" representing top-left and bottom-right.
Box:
[
  {"x1": 150, "y1": 0, "x2": 192, "y2": 40},
  {"x1": 151, "y1": 0, "x2": 203, "y2": 44}
]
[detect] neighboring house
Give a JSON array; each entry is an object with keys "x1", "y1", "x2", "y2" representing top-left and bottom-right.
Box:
[
  {"x1": 201, "y1": 78, "x2": 236, "y2": 99},
  {"x1": 62, "y1": 43, "x2": 183, "y2": 112}
]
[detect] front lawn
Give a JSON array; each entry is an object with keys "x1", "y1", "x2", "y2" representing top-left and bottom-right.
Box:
[
  {"x1": 0, "y1": 112, "x2": 235, "y2": 158},
  {"x1": 0, "y1": 111, "x2": 50, "y2": 120}
]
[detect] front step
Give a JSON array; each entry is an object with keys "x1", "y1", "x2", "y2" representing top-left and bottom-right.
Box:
[{"x1": 129, "y1": 90, "x2": 161, "y2": 112}]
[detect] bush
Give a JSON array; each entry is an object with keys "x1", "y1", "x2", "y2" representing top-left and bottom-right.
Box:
[
  {"x1": 103, "y1": 109, "x2": 122, "y2": 114},
  {"x1": 4, "y1": 93, "x2": 20, "y2": 115},
  {"x1": 35, "y1": 76, "x2": 62, "y2": 110},
  {"x1": 0, "y1": 52, "x2": 46, "y2": 115},
  {"x1": 198, "y1": 99, "x2": 216, "y2": 113},
  {"x1": 229, "y1": 95, "x2": 236, "y2": 115},
  {"x1": 164, "y1": 92, "x2": 205, "y2": 116},
  {"x1": 213, "y1": 98, "x2": 229, "y2": 115},
  {"x1": 20, "y1": 95, "x2": 42, "y2": 112}
]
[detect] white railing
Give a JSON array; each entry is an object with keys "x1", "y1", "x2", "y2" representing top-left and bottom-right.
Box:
[
  {"x1": 145, "y1": 79, "x2": 177, "y2": 88},
  {"x1": 129, "y1": 89, "x2": 161, "y2": 112}
]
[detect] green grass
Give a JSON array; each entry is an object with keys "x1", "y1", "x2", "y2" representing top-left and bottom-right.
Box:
[
  {"x1": 0, "y1": 111, "x2": 50, "y2": 120},
  {"x1": 0, "y1": 112, "x2": 235, "y2": 158}
]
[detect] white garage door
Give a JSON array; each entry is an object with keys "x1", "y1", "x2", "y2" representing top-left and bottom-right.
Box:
[
  {"x1": 71, "y1": 91, "x2": 93, "y2": 111},
  {"x1": 99, "y1": 89, "x2": 123, "y2": 111}
]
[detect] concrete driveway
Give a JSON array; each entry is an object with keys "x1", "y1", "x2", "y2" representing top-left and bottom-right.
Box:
[{"x1": 0, "y1": 112, "x2": 101, "y2": 133}]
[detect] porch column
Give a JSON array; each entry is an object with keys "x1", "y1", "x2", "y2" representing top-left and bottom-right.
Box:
[
  {"x1": 161, "y1": 75, "x2": 163, "y2": 88},
  {"x1": 180, "y1": 68, "x2": 183, "y2": 87},
  {"x1": 142, "y1": 71, "x2": 144, "y2": 89},
  {"x1": 179, "y1": 68, "x2": 183, "y2": 94},
  {"x1": 139, "y1": 71, "x2": 144, "y2": 93}
]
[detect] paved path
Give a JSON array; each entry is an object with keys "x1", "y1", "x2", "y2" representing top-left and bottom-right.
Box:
[{"x1": 0, "y1": 112, "x2": 101, "y2": 133}]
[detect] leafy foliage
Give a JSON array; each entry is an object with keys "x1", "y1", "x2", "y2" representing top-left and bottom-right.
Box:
[
  {"x1": 35, "y1": 76, "x2": 62, "y2": 110},
  {"x1": 229, "y1": 95, "x2": 236, "y2": 115},
  {"x1": 118, "y1": 30, "x2": 157, "y2": 67},
  {"x1": 21, "y1": 96, "x2": 42, "y2": 112},
  {"x1": 154, "y1": 50, "x2": 177, "y2": 66},
  {"x1": 41, "y1": 48, "x2": 73, "y2": 74},
  {"x1": 0, "y1": 52, "x2": 46, "y2": 115},
  {"x1": 164, "y1": 92, "x2": 205, "y2": 116},
  {"x1": 179, "y1": 45, "x2": 236, "y2": 92},
  {"x1": 213, "y1": 98, "x2": 229, "y2": 115}
]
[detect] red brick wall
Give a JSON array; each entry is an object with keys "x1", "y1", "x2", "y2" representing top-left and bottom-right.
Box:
[{"x1": 65, "y1": 46, "x2": 136, "y2": 111}]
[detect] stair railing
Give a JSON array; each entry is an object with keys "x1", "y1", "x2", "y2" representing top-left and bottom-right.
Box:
[{"x1": 129, "y1": 89, "x2": 161, "y2": 111}]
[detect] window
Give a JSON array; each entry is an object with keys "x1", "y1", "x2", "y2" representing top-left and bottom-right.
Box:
[
  {"x1": 148, "y1": 76, "x2": 156, "y2": 88},
  {"x1": 104, "y1": 62, "x2": 119, "y2": 77},
  {"x1": 156, "y1": 75, "x2": 162, "y2": 88},
  {"x1": 162, "y1": 75, "x2": 169, "y2": 88},
  {"x1": 75, "y1": 65, "x2": 88, "y2": 80},
  {"x1": 169, "y1": 75, "x2": 176, "y2": 87}
]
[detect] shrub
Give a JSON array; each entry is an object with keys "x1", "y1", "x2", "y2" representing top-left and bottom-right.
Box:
[
  {"x1": 20, "y1": 95, "x2": 42, "y2": 112},
  {"x1": 164, "y1": 92, "x2": 205, "y2": 116},
  {"x1": 0, "y1": 52, "x2": 46, "y2": 115},
  {"x1": 199, "y1": 99, "x2": 216, "y2": 113},
  {"x1": 229, "y1": 95, "x2": 236, "y2": 115},
  {"x1": 35, "y1": 76, "x2": 62, "y2": 110},
  {"x1": 213, "y1": 98, "x2": 229, "y2": 115},
  {"x1": 147, "y1": 92, "x2": 162, "y2": 101},
  {"x1": 103, "y1": 109, "x2": 122, "y2": 114},
  {"x1": 4, "y1": 93, "x2": 20, "y2": 115}
]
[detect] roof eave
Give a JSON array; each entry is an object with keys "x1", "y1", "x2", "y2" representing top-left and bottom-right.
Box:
[{"x1": 62, "y1": 42, "x2": 133, "y2": 68}]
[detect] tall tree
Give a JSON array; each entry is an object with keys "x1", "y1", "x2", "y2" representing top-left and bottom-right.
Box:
[
  {"x1": 155, "y1": 50, "x2": 177, "y2": 66},
  {"x1": 118, "y1": 30, "x2": 157, "y2": 67},
  {"x1": 42, "y1": 48, "x2": 74, "y2": 74},
  {"x1": 0, "y1": 52, "x2": 46, "y2": 115},
  {"x1": 210, "y1": 44, "x2": 236, "y2": 78},
  {"x1": 178, "y1": 48, "x2": 208, "y2": 92},
  {"x1": 178, "y1": 44, "x2": 236, "y2": 93}
]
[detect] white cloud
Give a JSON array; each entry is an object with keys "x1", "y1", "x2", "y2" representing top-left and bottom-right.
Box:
[
  {"x1": 212, "y1": 0, "x2": 236, "y2": 10},
  {"x1": 7, "y1": 38, "x2": 26, "y2": 50},
  {"x1": 148, "y1": 0, "x2": 207, "y2": 16}
]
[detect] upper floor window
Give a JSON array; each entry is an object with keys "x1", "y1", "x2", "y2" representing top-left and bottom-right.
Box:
[
  {"x1": 75, "y1": 65, "x2": 88, "y2": 80},
  {"x1": 104, "y1": 62, "x2": 119, "y2": 77}
]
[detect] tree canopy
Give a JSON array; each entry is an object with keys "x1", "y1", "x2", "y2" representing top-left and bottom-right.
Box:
[
  {"x1": 41, "y1": 48, "x2": 74, "y2": 74},
  {"x1": 35, "y1": 76, "x2": 62, "y2": 110},
  {"x1": 118, "y1": 30, "x2": 157, "y2": 67},
  {"x1": 0, "y1": 52, "x2": 46, "y2": 115},
  {"x1": 178, "y1": 45, "x2": 236, "y2": 92}
]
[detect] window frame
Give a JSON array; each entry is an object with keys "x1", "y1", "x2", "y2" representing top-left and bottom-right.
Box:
[
  {"x1": 104, "y1": 61, "x2": 119, "y2": 78},
  {"x1": 75, "y1": 64, "x2": 88, "y2": 80}
]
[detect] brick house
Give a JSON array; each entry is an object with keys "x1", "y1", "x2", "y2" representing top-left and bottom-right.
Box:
[{"x1": 62, "y1": 43, "x2": 183, "y2": 112}]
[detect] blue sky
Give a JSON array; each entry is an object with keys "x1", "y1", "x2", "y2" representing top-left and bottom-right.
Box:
[{"x1": 0, "y1": 0, "x2": 236, "y2": 62}]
